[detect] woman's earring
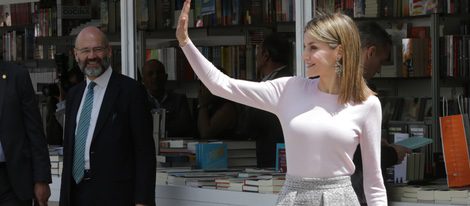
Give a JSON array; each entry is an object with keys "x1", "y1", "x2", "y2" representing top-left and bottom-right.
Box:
[{"x1": 335, "y1": 58, "x2": 343, "y2": 76}]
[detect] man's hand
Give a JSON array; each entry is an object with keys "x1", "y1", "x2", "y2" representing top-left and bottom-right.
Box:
[
  {"x1": 136, "y1": 204, "x2": 146, "y2": 206},
  {"x1": 390, "y1": 144, "x2": 412, "y2": 163},
  {"x1": 34, "y1": 182, "x2": 50, "y2": 206}
]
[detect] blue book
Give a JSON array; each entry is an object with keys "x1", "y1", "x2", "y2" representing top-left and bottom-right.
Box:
[
  {"x1": 201, "y1": 0, "x2": 215, "y2": 16},
  {"x1": 395, "y1": 137, "x2": 433, "y2": 149},
  {"x1": 196, "y1": 143, "x2": 228, "y2": 170},
  {"x1": 275, "y1": 143, "x2": 286, "y2": 172}
]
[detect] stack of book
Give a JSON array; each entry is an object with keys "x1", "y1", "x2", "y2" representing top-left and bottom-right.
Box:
[
  {"x1": 390, "y1": 184, "x2": 470, "y2": 204},
  {"x1": 158, "y1": 168, "x2": 288, "y2": 194},
  {"x1": 223, "y1": 140, "x2": 257, "y2": 168},
  {"x1": 165, "y1": 170, "x2": 240, "y2": 189},
  {"x1": 214, "y1": 177, "x2": 246, "y2": 191},
  {"x1": 242, "y1": 175, "x2": 285, "y2": 194},
  {"x1": 48, "y1": 146, "x2": 63, "y2": 176},
  {"x1": 158, "y1": 139, "x2": 198, "y2": 168}
]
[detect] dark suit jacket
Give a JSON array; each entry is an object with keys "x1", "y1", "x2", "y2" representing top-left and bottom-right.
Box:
[
  {"x1": 59, "y1": 71, "x2": 156, "y2": 206},
  {"x1": 244, "y1": 67, "x2": 292, "y2": 168},
  {"x1": 148, "y1": 91, "x2": 195, "y2": 137},
  {"x1": 0, "y1": 63, "x2": 51, "y2": 200},
  {"x1": 352, "y1": 145, "x2": 398, "y2": 205}
]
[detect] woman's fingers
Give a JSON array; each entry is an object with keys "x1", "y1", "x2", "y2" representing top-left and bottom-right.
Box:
[{"x1": 176, "y1": 0, "x2": 192, "y2": 47}]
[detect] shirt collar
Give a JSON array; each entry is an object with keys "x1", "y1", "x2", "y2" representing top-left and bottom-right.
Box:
[{"x1": 86, "y1": 66, "x2": 112, "y2": 89}]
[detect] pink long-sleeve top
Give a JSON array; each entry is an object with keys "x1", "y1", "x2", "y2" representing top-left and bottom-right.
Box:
[{"x1": 181, "y1": 40, "x2": 387, "y2": 205}]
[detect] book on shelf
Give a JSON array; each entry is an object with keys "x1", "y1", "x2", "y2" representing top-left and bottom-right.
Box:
[
  {"x1": 185, "y1": 177, "x2": 217, "y2": 188},
  {"x1": 227, "y1": 149, "x2": 256, "y2": 158},
  {"x1": 386, "y1": 121, "x2": 408, "y2": 142},
  {"x1": 227, "y1": 157, "x2": 256, "y2": 168},
  {"x1": 393, "y1": 132, "x2": 409, "y2": 184},
  {"x1": 439, "y1": 114, "x2": 470, "y2": 187},
  {"x1": 136, "y1": 0, "x2": 149, "y2": 30},
  {"x1": 157, "y1": 154, "x2": 195, "y2": 168},
  {"x1": 215, "y1": 176, "x2": 246, "y2": 191},
  {"x1": 244, "y1": 177, "x2": 285, "y2": 187},
  {"x1": 275, "y1": 143, "x2": 286, "y2": 173},
  {"x1": 160, "y1": 139, "x2": 197, "y2": 149},
  {"x1": 395, "y1": 136, "x2": 433, "y2": 150},
  {"x1": 390, "y1": 184, "x2": 470, "y2": 204},
  {"x1": 141, "y1": 0, "x2": 296, "y2": 30},
  {"x1": 100, "y1": 0, "x2": 108, "y2": 32},
  {"x1": 258, "y1": 185, "x2": 282, "y2": 194},
  {"x1": 242, "y1": 184, "x2": 259, "y2": 192},
  {"x1": 219, "y1": 140, "x2": 256, "y2": 150},
  {"x1": 206, "y1": 140, "x2": 257, "y2": 168},
  {"x1": 237, "y1": 168, "x2": 281, "y2": 178},
  {"x1": 195, "y1": 143, "x2": 228, "y2": 170},
  {"x1": 401, "y1": 38, "x2": 431, "y2": 78}
]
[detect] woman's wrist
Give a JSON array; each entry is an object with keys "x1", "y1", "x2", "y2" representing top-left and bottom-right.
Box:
[{"x1": 179, "y1": 38, "x2": 190, "y2": 47}]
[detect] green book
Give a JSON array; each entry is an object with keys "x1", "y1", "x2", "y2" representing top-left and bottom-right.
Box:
[{"x1": 396, "y1": 137, "x2": 433, "y2": 149}]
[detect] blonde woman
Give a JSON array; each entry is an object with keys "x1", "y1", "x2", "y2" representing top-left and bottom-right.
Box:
[{"x1": 176, "y1": 0, "x2": 387, "y2": 205}]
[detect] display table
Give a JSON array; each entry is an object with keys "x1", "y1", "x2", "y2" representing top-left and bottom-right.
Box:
[{"x1": 49, "y1": 176, "x2": 456, "y2": 206}]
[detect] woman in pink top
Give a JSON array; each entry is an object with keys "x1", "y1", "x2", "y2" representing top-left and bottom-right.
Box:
[{"x1": 176, "y1": 1, "x2": 387, "y2": 205}]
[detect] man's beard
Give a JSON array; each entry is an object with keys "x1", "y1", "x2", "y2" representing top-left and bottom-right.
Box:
[{"x1": 79, "y1": 57, "x2": 111, "y2": 78}]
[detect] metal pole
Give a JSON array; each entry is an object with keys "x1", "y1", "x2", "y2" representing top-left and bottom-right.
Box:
[
  {"x1": 295, "y1": 0, "x2": 313, "y2": 77},
  {"x1": 120, "y1": 0, "x2": 136, "y2": 78}
]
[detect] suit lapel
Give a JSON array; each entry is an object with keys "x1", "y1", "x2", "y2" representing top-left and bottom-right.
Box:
[
  {"x1": 68, "y1": 83, "x2": 86, "y2": 138},
  {"x1": 92, "y1": 72, "x2": 120, "y2": 140},
  {"x1": 0, "y1": 64, "x2": 8, "y2": 120}
]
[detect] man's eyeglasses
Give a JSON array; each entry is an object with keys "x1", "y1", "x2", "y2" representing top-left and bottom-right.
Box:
[{"x1": 75, "y1": 46, "x2": 108, "y2": 56}]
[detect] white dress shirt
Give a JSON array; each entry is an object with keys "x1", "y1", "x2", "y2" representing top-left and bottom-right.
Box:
[{"x1": 75, "y1": 67, "x2": 112, "y2": 169}]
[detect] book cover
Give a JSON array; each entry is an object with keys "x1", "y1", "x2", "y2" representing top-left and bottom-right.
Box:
[
  {"x1": 201, "y1": 0, "x2": 216, "y2": 16},
  {"x1": 275, "y1": 143, "x2": 286, "y2": 173},
  {"x1": 196, "y1": 143, "x2": 228, "y2": 170},
  {"x1": 396, "y1": 136, "x2": 433, "y2": 149},
  {"x1": 394, "y1": 133, "x2": 410, "y2": 183},
  {"x1": 439, "y1": 114, "x2": 470, "y2": 187}
]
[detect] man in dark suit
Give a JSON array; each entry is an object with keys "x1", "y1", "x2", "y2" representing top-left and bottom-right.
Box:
[
  {"x1": 0, "y1": 63, "x2": 51, "y2": 206},
  {"x1": 240, "y1": 33, "x2": 292, "y2": 168},
  {"x1": 142, "y1": 59, "x2": 195, "y2": 137},
  {"x1": 351, "y1": 21, "x2": 412, "y2": 205},
  {"x1": 59, "y1": 26, "x2": 156, "y2": 206}
]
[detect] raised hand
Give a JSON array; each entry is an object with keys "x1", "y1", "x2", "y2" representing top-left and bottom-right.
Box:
[{"x1": 176, "y1": 0, "x2": 191, "y2": 47}]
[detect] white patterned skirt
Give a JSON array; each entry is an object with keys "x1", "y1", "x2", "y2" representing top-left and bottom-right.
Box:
[{"x1": 275, "y1": 174, "x2": 360, "y2": 206}]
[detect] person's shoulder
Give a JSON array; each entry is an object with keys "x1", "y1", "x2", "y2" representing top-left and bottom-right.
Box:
[
  {"x1": 363, "y1": 94, "x2": 381, "y2": 110},
  {"x1": 1, "y1": 62, "x2": 28, "y2": 75},
  {"x1": 114, "y1": 72, "x2": 144, "y2": 89},
  {"x1": 365, "y1": 94, "x2": 380, "y2": 104},
  {"x1": 276, "y1": 66, "x2": 293, "y2": 77},
  {"x1": 67, "y1": 81, "x2": 85, "y2": 95}
]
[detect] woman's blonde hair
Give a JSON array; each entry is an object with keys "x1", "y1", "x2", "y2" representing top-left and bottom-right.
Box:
[{"x1": 304, "y1": 11, "x2": 374, "y2": 104}]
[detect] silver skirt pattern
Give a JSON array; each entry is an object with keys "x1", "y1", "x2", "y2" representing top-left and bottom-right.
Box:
[{"x1": 275, "y1": 175, "x2": 360, "y2": 206}]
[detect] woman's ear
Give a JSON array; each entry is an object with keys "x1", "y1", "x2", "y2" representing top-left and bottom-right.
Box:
[{"x1": 336, "y1": 45, "x2": 343, "y2": 60}]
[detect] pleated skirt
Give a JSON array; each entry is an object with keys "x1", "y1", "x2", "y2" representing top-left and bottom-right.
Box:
[{"x1": 275, "y1": 174, "x2": 360, "y2": 206}]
